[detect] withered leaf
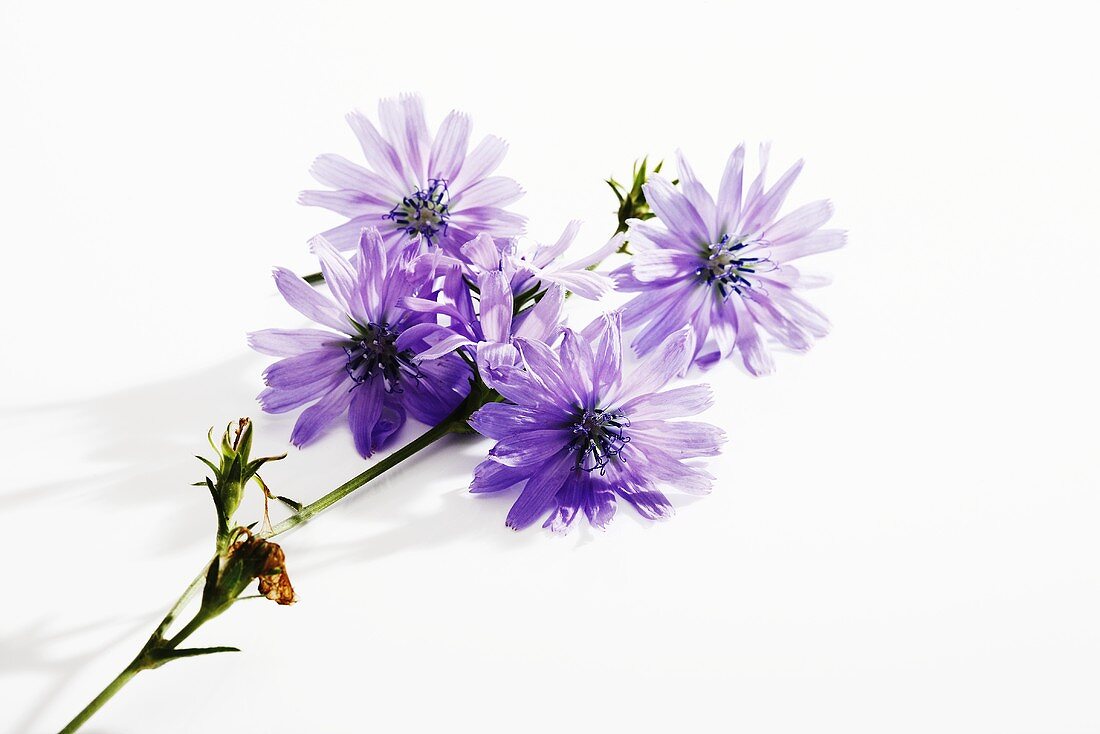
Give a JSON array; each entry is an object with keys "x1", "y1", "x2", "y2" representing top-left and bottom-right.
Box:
[{"x1": 225, "y1": 531, "x2": 297, "y2": 606}]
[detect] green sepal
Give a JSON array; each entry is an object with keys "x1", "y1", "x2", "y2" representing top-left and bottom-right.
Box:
[
  {"x1": 237, "y1": 420, "x2": 253, "y2": 462},
  {"x1": 206, "y1": 478, "x2": 229, "y2": 543},
  {"x1": 200, "y1": 556, "x2": 221, "y2": 611}
]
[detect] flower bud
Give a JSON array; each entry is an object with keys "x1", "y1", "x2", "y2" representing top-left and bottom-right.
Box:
[{"x1": 195, "y1": 418, "x2": 285, "y2": 546}]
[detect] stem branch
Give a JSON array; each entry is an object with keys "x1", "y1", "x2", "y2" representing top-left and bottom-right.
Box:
[{"x1": 58, "y1": 384, "x2": 493, "y2": 733}]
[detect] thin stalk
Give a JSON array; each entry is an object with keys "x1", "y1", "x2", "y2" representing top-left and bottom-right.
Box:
[
  {"x1": 303, "y1": 271, "x2": 324, "y2": 285},
  {"x1": 58, "y1": 385, "x2": 494, "y2": 733},
  {"x1": 263, "y1": 411, "x2": 463, "y2": 537},
  {"x1": 59, "y1": 661, "x2": 142, "y2": 734}
]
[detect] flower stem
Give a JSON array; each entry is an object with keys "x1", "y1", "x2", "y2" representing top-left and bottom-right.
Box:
[
  {"x1": 303, "y1": 270, "x2": 324, "y2": 285},
  {"x1": 59, "y1": 661, "x2": 142, "y2": 734},
  {"x1": 263, "y1": 404, "x2": 467, "y2": 537},
  {"x1": 57, "y1": 384, "x2": 495, "y2": 733}
]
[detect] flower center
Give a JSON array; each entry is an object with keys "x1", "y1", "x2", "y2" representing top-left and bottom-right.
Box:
[
  {"x1": 697, "y1": 234, "x2": 775, "y2": 298},
  {"x1": 385, "y1": 178, "x2": 451, "y2": 246},
  {"x1": 568, "y1": 408, "x2": 630, "y2": 474},
  {"x1": 343, "y1": 323, "x2": 420, "y2": 393}
]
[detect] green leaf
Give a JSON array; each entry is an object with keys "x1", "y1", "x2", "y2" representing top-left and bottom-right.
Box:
[
  {"x1": 275, "y1": 495, "x2": 303, "y2": 513},
  {"x1": 148, "y1": 645, "x2": 241, "y2": 667},
  {"x1": 205, "y1": 477, "x2": 229, "y2": 536},
  {"x1": 245, "y1": 453, "x2": 287, "y2": 481},
  {"x1": 196, "y1": 455, "x2": 220, "y2": 478},
  {"x1": 606, "y1": 179, "x2": 625, "y2": 204}
]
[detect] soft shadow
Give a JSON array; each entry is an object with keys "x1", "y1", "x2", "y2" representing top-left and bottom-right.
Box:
[
  {"x1": 0, "y1": 355, "x2": 261, "y2": 554},
  {"x1": 1, "y1": 614, "x2": 153, "y2": 734},
  {"x1": 285, "y1": 430, "x2": 541, "y2": 574}
]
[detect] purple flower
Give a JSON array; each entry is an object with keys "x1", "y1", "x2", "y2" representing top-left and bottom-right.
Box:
[
  {"x1": 300, "y1": 94, "x2": 526, "y2": 255},
  {"x1": 611, "y1": 146, "x2": 846, "y2": 375},
  {"x1": 408, "y1": 267, "x2": 568, "y2": 388},
  {"x1": 467, "y1": 313, "x2": 725, "y2": 532},
  {"x1": 248, "y1": 228, "x2": 471, "y2": 457}
]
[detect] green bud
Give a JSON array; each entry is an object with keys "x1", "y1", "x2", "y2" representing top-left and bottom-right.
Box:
[
  {"x1": 607, "y1": 156, "x2": 670, "y2": 250},
  {"x1": 196, "y1": 418, "x2": 286, "y2": 548}
]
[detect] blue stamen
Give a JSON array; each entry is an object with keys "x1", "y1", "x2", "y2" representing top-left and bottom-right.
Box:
[
  {"x1": 385, "y1": 178, "x2": 451, "y2": 246},
  {"x1": 343, "y1": 323, "x2": 421, "y2": 393},
  {"x1": 568, "y1": 408, "x2": 630, "y2": 474},
  {"x1": 696, "y1": 233, "x2": 775, "y2": 299}
]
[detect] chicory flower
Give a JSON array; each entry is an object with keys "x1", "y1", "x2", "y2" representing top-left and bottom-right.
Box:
[
  {"x1": 249, "y1": 228, "x2": 471, "y2": 457},
  {"x1": 300, "y1": 94, "x2": 526, "y2": 254},
  {"x1": 611, "y1": 146, "x2": 845, "y2": 375},
  {"x1": 467, "y1": 313, "x2": 725, "y2": 532}
]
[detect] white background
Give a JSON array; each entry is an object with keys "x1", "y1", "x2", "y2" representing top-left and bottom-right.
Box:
[{"x1": 2, "y1": 1, "x2": 1098, "y2": 732}]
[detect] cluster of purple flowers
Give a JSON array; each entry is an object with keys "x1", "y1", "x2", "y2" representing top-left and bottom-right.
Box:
[{"x1": 252, "y1": 95, "x2": 843, "y2": 533}]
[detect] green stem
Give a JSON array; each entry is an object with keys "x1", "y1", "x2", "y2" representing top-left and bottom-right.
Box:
[
  {"x1": 59, "y1": 660, "x2": 142, "y2": 734},
  {"x1": 303, "y1": 271, "x2": 324, "y2": 285},
  {"x1": 58, "y1": 385, "x2": 495, "y2": 733},
  {"x1": 263, "y1": 406, "x2": 466, "y2": 537}
]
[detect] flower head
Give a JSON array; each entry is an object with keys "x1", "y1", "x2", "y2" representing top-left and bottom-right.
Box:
[
  {"x1": 249, "y1": 228, "x2": 471, "y2": 457},
  {"x1": 611, "y1": 146, "x2": 845, "y2": 375},
  {"x1": 300, "y1": 94, "x2": 526, "y2": 255},
  {"x1": 467, "y1": 313, "x2": 725, "y2": 532}
]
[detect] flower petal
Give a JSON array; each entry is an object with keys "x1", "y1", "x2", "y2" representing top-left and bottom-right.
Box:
[
  {"x1": 428, "y1": 110, "x2": 471, "y2": 182},
  {"x1": 675, "y1": 149, "x2": 717, "y2": 238},
  {"x1": 272, "y1": 267, "x2": 350, "y2": 333},
  {"x1": 452, "y1": 135, "x2": 508, "y2": 192},
  {"x1": 743, "y1": 158, "x2": 804, "y2": 233},
  {"x1": 290, "y1": 383, "x2": 354, "y2": 447},
  {"x1": 346, "y1": 109, "x2": 408, "y2": 191},
  {"x1": 478, "y1": 270, "x2": 514, "y2": 343},
  {"x1": 378, "y1": 94, "x2": 428, "y2": 185},
  {"x1": 416, "y1": 332, "x2": 475, "y2": 362},
  {"x1": 248, "y1": 328, "x2": 342, "y2": 357},
  {"x1": 611, "y1": 326, "x2": 694, "y2": 405},
  {"x1": 310, "y1": 235, "x2": 364, "y2": 322},
  {"x1": 506, "y1": 450, "x2": 573, "y2": 530},
  {"x1": 459, "y1": 233, "x2": 503, "y2": 270},
  {"x1": 263, "y1": 349, "x2": 346, "y2": 390},
  {"x1": 469, "y1": 402, "x2": 562, "y2": 440},
  {"x1": 308, "y1": 153, "x2": 403, "y2": 200},
  {"x1": 762, "y1": 200, "x2": 834, "y2": 245},
  {"x1": 768, "y1": 228, "x2": 847, "y2": 262},
  {"x1": 489, "y1": 428, "x2": 571, "y2": 467},
  {"x1": 452, "y1": 176, "x2": 524, "y2": 209},
  {"x1": 513, "y1": 284, "x2": 565, "y2": 341},
  {"x1": 619, "y1": 384, "x2": 714, "y2": 420},
  {"x1": 629, "y1": 420, "x2": 726, "y2": 458},
  {"x1": 348, "y1": 379, "x2": 385, "y2": 457},
  {"x1": 716, "y1": 145, "x2": 746, "y2": 234},
  {"x1": 298, "y1": 189, "x2": 392, "y2": 218},
  {"x1": 643, "y1": 176, "x2": 710, "y2": 245},
  {"x1": 470, "y1": 458, "x2": 532, "y2": 493}
]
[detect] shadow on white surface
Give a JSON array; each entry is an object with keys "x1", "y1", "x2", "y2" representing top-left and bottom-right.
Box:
[
  {"x1": 1, "y1": 614, "x2": 154, "y2": 734},
  {"x1": 1, "y1": 356, "x2": 258, "y2": 554}
]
